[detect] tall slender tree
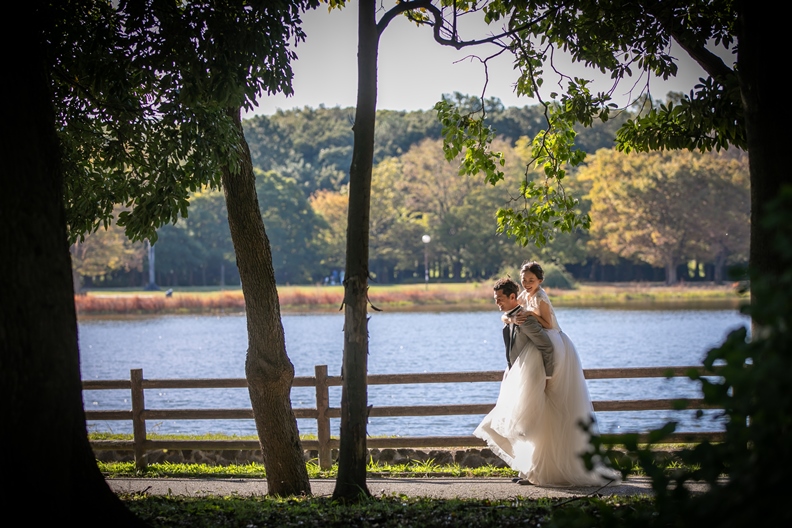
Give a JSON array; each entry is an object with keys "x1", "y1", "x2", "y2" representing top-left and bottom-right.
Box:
[
  {"x1": 332, "y1": 0, "x2": 379, "y2": 500},
  {"x1": 324, "y1": 0, "x2": 787, "y2": 501},
  {"x1": 221, "y1": 107, "x2": 312, "y2": 495}
]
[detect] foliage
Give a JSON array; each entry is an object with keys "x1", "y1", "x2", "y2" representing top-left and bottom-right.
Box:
[
  {"x1": 540, "y1": 262, "x2": 577, "y2": 290},
  {"x1": 122, "y1": 494, "x2": 589, "y2": 528},
  {"x1": 86, "y1": 138, "x2": 750, "y2": 287},
  {"x1": 584, "y1": 187, "x2": 792, "y2": 527},
  {"x1": 372, "y1": 138, "x2": 529, "y2": 281},
  {"x1": 424, "y1": 0, "x2": 741, "y2": 250},
  {"x1": 436, "y1": 98, "x2": 590, "y2": 249},
  {"x1": 169, "y1": 189, "x2": 238, "y2": 286},
  {"x1": 255, "y1": 169, "x2": 326, "y2": 284},
  {"x1": 368, "y1": 158, "x2": 427, "y2": 283},
  {"x1": 309, "y1": 188, "x2": 349, "y2": 274},
  {"x1": 70, "y1": 211, "x2": 146, "y2": 289},
  {"x1": 242, "y1": 98, "x2": 624, "y2": 197},
  {"x1": 50, "y1": 0, "x2": 317, "y2": 243},
  {"x1": 579, "y1": 148, "x2": 750, "y2": 284},
  {"x1": 247, "y1": 106, "x2": 357, "y2": 193},
  {"x1": 154, "y1": 223, "x2": 211, "y2": 285}
]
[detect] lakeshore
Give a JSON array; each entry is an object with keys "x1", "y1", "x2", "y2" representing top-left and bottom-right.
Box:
[{"x1": 75, "y1": 281, "x2": 746, "y2": 316}]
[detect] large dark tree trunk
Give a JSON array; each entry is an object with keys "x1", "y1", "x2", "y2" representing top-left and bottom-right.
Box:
[
  {"x1": 221, "y1": 107, "x2": 310, "y2": 497},
  {"x1": 0, "y1": 7, "x2": 147, "y2": 526},
  {"x1": 333, "y1": 0, "x2": 379, "y2": 501},
  {"x1": 738, "y1": 3, "x2": 792, "y2": 283}
]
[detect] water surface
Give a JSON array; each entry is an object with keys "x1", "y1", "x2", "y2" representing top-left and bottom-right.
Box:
[{"x1": 80, "y1": 306, "x2": 749, "y2": 438}]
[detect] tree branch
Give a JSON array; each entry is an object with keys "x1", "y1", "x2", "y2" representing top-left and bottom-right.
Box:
[
  {"x1": 388, "y1": 1, "x2": 561, "y2": 51},
  {"x1": 668, "y1": 31, "x2": 734, "y2": 81},
  {"x1": 377, "y1": 0, "x2": 433, "y2": 35},
  {"x1": 644, "y1": 2, "x2": 734, "y2": 81}
]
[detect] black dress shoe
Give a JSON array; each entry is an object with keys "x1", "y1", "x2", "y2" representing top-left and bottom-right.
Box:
[
  {"x1": 517, "y1": 478, "x2": 534, "y2": 485},
  {"x1": 511, "y1": 477, "x2": 522, "y2": 483}
]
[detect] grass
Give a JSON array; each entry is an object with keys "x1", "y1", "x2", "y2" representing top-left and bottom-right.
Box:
[
  {"x1": 99, "y1": 456, "x2": 656, "y2": 481},
  {"x1": 121, "y1": 493, "x2": 660, "y2": 528},
  {"x1": 76, "y1": 281, "x2": 746, "y2": 316},
  {"x1": 100, "y1": 434, "x2": 687, "y2": 526},
  {"x1": 111, "y1": 460, "x2": 660, "y2": 527},
  {"x1": 99, "y1": 459, "x2": 520, "y2": 480},
  {"x1": 94, "y1": 430, "x2": 682, "y2": 481}
]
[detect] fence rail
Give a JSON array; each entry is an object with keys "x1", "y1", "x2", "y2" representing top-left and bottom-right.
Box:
[{"x1": 84, "y1": 365, "x2": 724, "y2": 470}]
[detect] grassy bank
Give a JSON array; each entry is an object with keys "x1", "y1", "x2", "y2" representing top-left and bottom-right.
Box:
[
  {"x1": 75, "y1": 282, "x2": 745, "y2": 316},
  {"x1": 93, "y1": 432, "x2": 685, "y2": 482},
  {"x1": 99, "y1": 459, "x2": 520, "y2": 480}
]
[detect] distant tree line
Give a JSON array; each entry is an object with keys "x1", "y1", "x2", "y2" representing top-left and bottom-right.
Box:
[{"x1": 72, "y1": 94, "x2": 749, "y2": 289}]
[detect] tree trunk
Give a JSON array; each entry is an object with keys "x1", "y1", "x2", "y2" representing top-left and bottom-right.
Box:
[
  {"x1": 714, "y1": 250, "x2": 727, "y2": 285},
  {"x1": 221, "y1": 107, "x2": 310, "y2": 497},
  {"x1": 665, "y1": 261, "x2": 677, "y2": 285},
  {"x1": 738, "y1": 4, "x2": 792, "y2": 283},
  {"x1": 333, "y1": 0, "x2": 378, "y2": 501},
  {"x1": 1, "y1": 9, "x2": 147, "y2": 526}
]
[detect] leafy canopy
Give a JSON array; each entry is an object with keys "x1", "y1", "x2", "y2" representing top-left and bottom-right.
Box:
[
  {"x1": 50, "y1": 0, "x2": 317, "y2": 243},
  {"x1": 580, "y1": 187, "x2": 792, "y2": 528},
  {"x1": 406, "y1": 0, "x2": 742, "y2": 247}
]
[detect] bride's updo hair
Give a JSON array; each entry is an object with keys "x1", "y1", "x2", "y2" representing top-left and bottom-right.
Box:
[{"x1": 520, "y1": 260, "x2": 544, "y2": 281}]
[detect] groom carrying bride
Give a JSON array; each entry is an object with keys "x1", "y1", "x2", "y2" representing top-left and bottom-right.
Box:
[
  {"x1": 493, "y1": 278, "x2": 554, "y2": 377},
  {"x1": 477, "y1": 269, "x2": 620, "y2": 487},
  {"x1": 478, "y1": 277, "x2": 556, "y2": 485}
]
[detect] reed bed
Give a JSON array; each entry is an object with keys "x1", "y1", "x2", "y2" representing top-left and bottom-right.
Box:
[
  {"x1": 74, "y1": 281, "x2": 743, "y2": 316},
  {"x1": 74, "y1": 285, "x2": 492, "y2": 315},
  {"x1": 75, "y1": 291, "x2": 247, "y2": 315}
]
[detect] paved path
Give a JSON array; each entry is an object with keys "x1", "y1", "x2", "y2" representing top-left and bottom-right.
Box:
[{"x1": 107, "y1": 476, "x2": 709, "y2": 500}]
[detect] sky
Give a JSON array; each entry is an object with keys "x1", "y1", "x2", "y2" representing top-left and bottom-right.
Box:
[{"x1": 243, "y1": 4, "x2": 715, "y2": 119}]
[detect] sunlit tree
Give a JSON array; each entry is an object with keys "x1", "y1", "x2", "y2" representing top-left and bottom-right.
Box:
[
  {"x1": 70, "y1": 214, "x2": 146, "y2": 293},
  {"x1": 580, "y1": 149, "x2": 749, "y2": 284}
]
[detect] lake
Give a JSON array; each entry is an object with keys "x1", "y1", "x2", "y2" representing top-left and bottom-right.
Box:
[{"x1": 79, "y1": 306, "x2": 750, "y2": 438}]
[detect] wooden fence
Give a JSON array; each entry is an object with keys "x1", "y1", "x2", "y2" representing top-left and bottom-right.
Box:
[{"x1": 84, "y1": 365, "x2": 724, "y2": 470}]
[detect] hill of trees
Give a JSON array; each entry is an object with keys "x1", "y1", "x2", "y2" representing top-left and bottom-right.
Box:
[{"x1": 72, "y1": 94, "x2": 748, "y2": 289}]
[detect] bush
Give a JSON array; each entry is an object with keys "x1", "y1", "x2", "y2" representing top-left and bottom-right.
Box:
[
  {"x1": 583, "y1": 186, "x2": 792, "y2": 528},
  {"x1": 494, "y1": 262, "x2": 577, "y2": 290},
  {"x1": 541, "y1": 262, "x2": 577, "y2": 290}
]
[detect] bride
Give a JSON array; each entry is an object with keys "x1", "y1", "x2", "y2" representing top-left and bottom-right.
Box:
[{"x1": 474, "y1": 261, "x2": 619, "y2": 487}]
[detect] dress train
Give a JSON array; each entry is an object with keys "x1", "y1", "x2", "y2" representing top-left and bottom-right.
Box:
[{"x1": 474, "y1": 327, "x2": 620, "y2": 487}]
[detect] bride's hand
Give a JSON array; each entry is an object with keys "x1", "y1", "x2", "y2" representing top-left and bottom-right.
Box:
[{"x1": 514, "y1": 312, "x2": 530, "y2": 324}]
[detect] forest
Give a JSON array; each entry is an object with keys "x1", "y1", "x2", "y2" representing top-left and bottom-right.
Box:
[{"x1": 71, "y1": 93, "x2": 749, "y2": 290}]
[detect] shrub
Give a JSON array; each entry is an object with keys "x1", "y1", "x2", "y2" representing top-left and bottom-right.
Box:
[
  {"x1": 541, "y1": 262, "x2": 577, "y2": 290},
  {"x1": 584, "y1": 186, "x2": 792, "y2": 528}
]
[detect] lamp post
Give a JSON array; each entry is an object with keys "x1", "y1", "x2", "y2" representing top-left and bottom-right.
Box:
[{"x1": 422, "y1": 234, "x2": 431, "y2": 290}]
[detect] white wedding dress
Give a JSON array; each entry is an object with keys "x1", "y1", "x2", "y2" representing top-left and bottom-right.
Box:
[{"x1": 474, "y1": 287, "x2": 619, "y2": 486}]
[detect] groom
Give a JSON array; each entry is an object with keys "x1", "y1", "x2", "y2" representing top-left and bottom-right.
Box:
[{"x1": 493, "y1": 278, "x2": 554, "y2": 377}]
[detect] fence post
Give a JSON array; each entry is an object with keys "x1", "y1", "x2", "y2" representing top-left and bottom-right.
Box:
[
  {"x1": 314, "y1": 364, "x2": 332, "y2": 469},
  {"x1": 130, "y1": 368, "x2": 147, "y2": 470}
]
